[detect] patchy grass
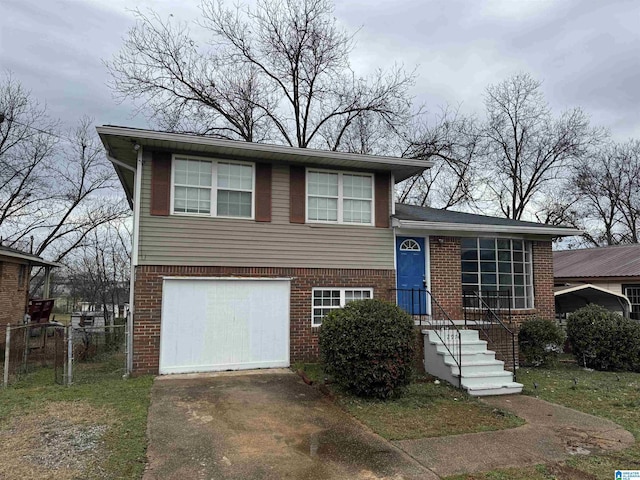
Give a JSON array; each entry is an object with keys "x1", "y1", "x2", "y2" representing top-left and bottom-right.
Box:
[
  {"x1": 293, "y1": 363, "x2": 523, "y2": 440},
  {"x1": 446, "y1": 363, "x2": 640, "y2": 480},
  {"x1": 0, "y1": 367, "x2": 153, "y2": 479}
]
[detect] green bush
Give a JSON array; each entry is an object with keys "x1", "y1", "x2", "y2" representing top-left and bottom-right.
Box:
[
  {"x1": 319, "y1": 299, "x2": 415, "y2": 399},
  {"x1": 518, "y1": 318, "x2": 566, "y2": 366},
  {"x1": 566, "y1": 304, "x2": 640, "y2": 371}
]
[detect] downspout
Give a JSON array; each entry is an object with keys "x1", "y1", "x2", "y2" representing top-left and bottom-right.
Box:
[
  {"x1": 128, "y1": 147, "x2": 143, "y2": 375},
  {"x1": 107, "y1": 151, "x2": 141, "y2": 376}
]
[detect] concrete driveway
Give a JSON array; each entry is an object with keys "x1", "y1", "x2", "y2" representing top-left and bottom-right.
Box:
[{"x1": 144, "y1": 370, "x2": 436, "y2": 480}]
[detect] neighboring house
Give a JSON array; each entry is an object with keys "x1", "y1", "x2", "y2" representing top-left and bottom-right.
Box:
[
  {"x1": 98, "y1": 126, "x2": 579, "y2": 392},
  {"x1": 0, "y1": 245, "x2": 60, "y2": 325},
  {"x1": 554, "y1": 245, "x2": 640, "y2": 320}
]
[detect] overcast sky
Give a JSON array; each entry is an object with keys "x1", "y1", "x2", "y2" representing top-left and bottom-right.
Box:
[{"x1": 1, "y1": 0, "x2": 638, "y2": 141}]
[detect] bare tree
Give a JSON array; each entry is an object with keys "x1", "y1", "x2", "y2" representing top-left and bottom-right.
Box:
[
  {"x1": 572, "y1": 139, "x2": 640, "y2": 246},
  {"x1": 480, "y1": 73, "x2": 603, "y2": 220},
  {"x1": 0, "y1": 74, "x2": 129, "y2": 267},
  {"x1": 64, "y1": 221, "x2": 131, "y2": 321},
  {"x1": 397, "y1": 108, "x2": 482, "y2": 209},
  {"x1": 106, "y1": 0, "x2": 415, "y2": 150}
]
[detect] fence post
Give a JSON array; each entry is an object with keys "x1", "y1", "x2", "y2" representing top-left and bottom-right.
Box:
[
  {"x1": 3, "y1": 325, "x2": 10, "y2": 387},
  {"x1": 66, "y1": 325, "x2": 73, "y2": 386}
]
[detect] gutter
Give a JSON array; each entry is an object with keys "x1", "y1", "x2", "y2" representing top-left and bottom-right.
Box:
[{"x1": 392, "y1": 218, "x2": 583, "y2": 237}]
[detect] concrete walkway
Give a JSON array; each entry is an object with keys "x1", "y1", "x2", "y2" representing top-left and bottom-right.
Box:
[{"x1": 395, "y1": 394, "x2": 634, "y2": 477}]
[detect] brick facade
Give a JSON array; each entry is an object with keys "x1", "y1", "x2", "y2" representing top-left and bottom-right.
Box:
[
  {"x1": 0, "y1": 260, "x2": 29, "y2": 325},
  {"x1": 133, "y1": 265, "x2": 396, "y2": 374},
  {"x1": 428, "y1": 237, "x2": 556, "y2": 323}
]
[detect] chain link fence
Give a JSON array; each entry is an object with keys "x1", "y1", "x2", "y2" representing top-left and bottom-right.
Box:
[{"x1": 1, "y1": 321, "x2": 127, "y2": 387}]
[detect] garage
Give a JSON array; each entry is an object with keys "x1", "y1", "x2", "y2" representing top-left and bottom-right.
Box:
[{"x1": 159, "y1": 278, "x2": 290, "y2": 374}]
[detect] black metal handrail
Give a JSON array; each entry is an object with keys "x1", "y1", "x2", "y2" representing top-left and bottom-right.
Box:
[
  {"x1": 391, "y1": 288, "x2": 462, "y2": 387},
  {"x1": 462, "y1": 290, "x2": 517, "y2": 380}
]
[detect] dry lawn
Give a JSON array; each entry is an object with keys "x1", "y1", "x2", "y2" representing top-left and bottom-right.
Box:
[{"x1": 0, "y1": 402, "x2": 115, "y2": 479}]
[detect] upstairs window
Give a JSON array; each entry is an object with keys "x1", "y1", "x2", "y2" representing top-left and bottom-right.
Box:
[
  {"x1": 172, "y1": 156, "x2": 254, "y2": 219},
  {"x1": 461, "y1": 238, "x2": 534, "y2": 309},
  {"x1": 307, "y1": 169, "x2": 373, "y2": 225}
]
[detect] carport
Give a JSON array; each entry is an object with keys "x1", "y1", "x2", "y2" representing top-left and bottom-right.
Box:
[{"x1": 554, "y1": 284, "x2": 632, "y2": 318}]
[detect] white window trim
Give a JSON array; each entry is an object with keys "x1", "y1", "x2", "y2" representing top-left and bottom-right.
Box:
[
  {"x1": 170, "y1": 153, "x2": 256, "y2": 220},
  {"x1": 305, "y1": 167, "x2": 375, "y2": 226},
  {"x1": 461, "y1": 238, "x2": 535, "y2": 310},
  {"x1": 311, "y1": 287, "x2": 374, "y2": 326}
]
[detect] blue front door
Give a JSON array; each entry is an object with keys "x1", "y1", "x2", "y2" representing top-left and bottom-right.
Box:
[{"x1": 396, "y1": 236, "x2": 427, "y2": 315}]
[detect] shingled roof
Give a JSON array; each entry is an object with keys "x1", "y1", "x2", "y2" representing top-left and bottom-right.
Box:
[
  {"x1": 393, "y1": 204, "x2": 580, "y2": 236},
  {"x1": 553, "y1": 244, "x2": 640, "y2": 278}
]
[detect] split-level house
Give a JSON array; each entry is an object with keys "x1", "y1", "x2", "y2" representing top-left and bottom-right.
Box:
[{"x1": 99, "y1": 126, "x2": 580, "y2": 395}]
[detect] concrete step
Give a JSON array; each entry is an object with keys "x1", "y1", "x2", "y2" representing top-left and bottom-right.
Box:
[
  {"x1": 445, "y1": 359, "x2": 505, "y2": 375},
  {"x1": 438, "y1": 350, "x2": 497, "y2": 364},
  {"x1": 465, "y1": 382, "x2": 524, "y2": 397},
  {"x1": 424, "y1": 329, "x2": 479, "y2": 342},
  {"x1": 461, "y1": 371, "x2": 514, "y2": 388},
  {"x1": 434, "y1": 340, "x2": 488, "y2": 354}
]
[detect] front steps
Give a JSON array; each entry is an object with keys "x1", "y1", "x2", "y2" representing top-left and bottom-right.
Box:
[{"x1": 423, "y1": 329, "x2": 523, "y2": 397}]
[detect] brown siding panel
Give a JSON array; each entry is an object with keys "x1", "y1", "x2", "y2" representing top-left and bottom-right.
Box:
[
  {"x1": 138, "y1": 162, "x2": 395, "y2": 269},
  {"x1": 150, "y1": 151, "x2": 171, "y2": 216},
  {"x1": 255, "y1": 162, "x2": 272, "y2": 222},
  {"x1": 289, "y1": 165, "x2": 306, "y2": 224},
  {"x1": 375, "y1": 172, "x2": 390, "y2": 228}
]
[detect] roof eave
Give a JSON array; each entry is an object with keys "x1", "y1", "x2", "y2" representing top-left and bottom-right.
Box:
[
  {"x1": 96, "y1": 126, "x2": 431, "y2": 182},
  {"x1": 392, "y1": 218, "x2": 583, "y2": 236},
  {"x1": 0, "y1": 250, "x2": 62, "y2": 268}
]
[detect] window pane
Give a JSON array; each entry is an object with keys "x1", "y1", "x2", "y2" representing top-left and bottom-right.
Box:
[
  {"x1": 218, "y1": 162, "x2": 252, "y2": 190},
  {"x1": 343, "y1": 199, "x2": 371, "y2": 223},
  {"x1": 513, "y1": 251, "x2": 523, "y2": 262},
  {"x1": 512, "y1": 240, "x2": 523, "y2": 251},
  {"x1": 480, "y1": 262, "x2": 496, "y2": 273},
  {"x1": 217, "y1": 190, "x2": 252, "y2": 217},
  {"x1": 498, "y1": 251, "x2": 511, "y2": 261},
  {"x1": 480, "y1": 249, "x2": 496, "y2": 261},
  {"x1": 343, "y1": 175, "x2": 372, "y2": 199},
  {"x1": 175, "y1": 158, "x2": 212, "y2": 187},
  {"x1": 479, "y1": 238, "x2": 495, "y2": 249},
  {"x1": 308, "y1": 197, "x2": 338, "y2": 221},
  {"x1": 499, "y1": 274, "x2": 512, "y2": 286},
  {"x1": 461, "y1": 238, "x2": 477, "y2": 249},
  {"x1": 498, "y1": 262, "x2": 511, "y2": 273},
  {"x1": 308, "y1": 172, "x2": 338, "y2": 196},
  {"x1": 462, "y1": 274, "x2": 478, "y2": 284},
  {"x1": 462, "y1": 261, "x2": 478, "y2": 273},
  {"x1": 174, "y1": 186, "x2": 210, "y2": 214},
  {"x1": 481, "y1": 274, "x2": 497, "y2": 285},
  {"x1": 461, "y1": 249, "x2": 478, "y2": 261},
  {"x1": 497, "y1": 239, "x2": 510, "y2": 250}
]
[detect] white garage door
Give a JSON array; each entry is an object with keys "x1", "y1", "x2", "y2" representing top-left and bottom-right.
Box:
[{"x1": 159, "y1": 278, "x2": 290, "y2": 374}]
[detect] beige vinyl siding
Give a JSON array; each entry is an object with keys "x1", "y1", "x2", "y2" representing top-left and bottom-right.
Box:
[{"x1": 138, "y1": 160, "x2": 394, "y2": 269}]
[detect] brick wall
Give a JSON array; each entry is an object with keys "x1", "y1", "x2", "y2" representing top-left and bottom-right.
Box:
[
  {"x1": 428, "y1": 237, "x2": 556, "y2": 324},
  {"x1": 0, "y1": 260, "x2": 29, "y2": 325},
  {"x1": 429, "y1": 236, "x2": 463, "y2": 319},
  {"x1": 133, "y1": 266, "x2": 396, "y2": 374}
]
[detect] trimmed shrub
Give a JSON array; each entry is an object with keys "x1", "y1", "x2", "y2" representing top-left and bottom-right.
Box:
[
  {"x1": 319, "y1": 299, "x2": 415, "y2": 399},
  {"x1": 566, "y1": 304, "x2": 640, "y2": 371},
  {"x1": 518, "y1": 318, "x2": 565, "y2": 367}
]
